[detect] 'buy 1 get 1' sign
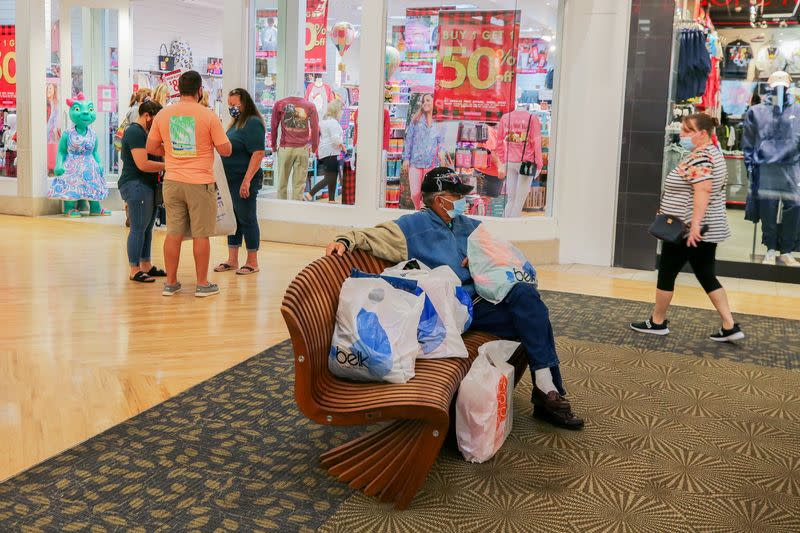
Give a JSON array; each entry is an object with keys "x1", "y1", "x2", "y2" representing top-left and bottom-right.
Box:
[
  {"x1": 433, "y1": 10, "x2": 520, "y2": 122},
  {"x1": 0, "y1": 25, "x2": 16, "y2": 108}
]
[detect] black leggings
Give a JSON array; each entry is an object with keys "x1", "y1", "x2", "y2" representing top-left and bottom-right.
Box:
[
  {"x1": 309, "y1": 156, "x2": 338, "y2": 200},
  {"x1": 657, "y1": 240, "x2": 722, "y2": 294}
]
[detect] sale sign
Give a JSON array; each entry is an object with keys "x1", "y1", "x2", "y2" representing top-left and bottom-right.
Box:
[
  {"x1": 163, "y1": 69, "x2": 184, "y2": 98},
  {"x1": 305, "y1": 0, "x2": 328, "y2": 73},
  {"x1": 433, "y1": 10, "x2": 520, "y2": 122},
  {"x1": 0, "y1": 26, "x2": 16, "y2": 108}
]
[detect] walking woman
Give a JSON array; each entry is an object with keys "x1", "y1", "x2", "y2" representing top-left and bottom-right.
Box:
[
  {"x1": 216, "y1": 88, "x2": 266, "y2": 275},
  {"x1": 305, "y1": 99, "x2": 344, "y2": 203},
  {"x1": 631, "y1": 113, "x2": 744, "y2": 341},
  {"x1": 402, "y1": 93, "x2": 445, "y2": 210},
  {"x1": 119, "y1": 100, "x2": 167, "y2": 283}
]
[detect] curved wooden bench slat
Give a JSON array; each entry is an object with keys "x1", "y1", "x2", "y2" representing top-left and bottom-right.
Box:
[{"x1": 281, "y1": 251, "x2": 529, "y2": 509}]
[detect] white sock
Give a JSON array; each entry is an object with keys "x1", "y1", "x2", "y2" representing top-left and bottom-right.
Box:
[{"x1": 535, "y1": 368, "x2": 557, "y2": 394}]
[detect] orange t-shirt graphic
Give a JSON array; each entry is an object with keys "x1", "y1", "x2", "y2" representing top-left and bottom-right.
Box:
[{"x1": 148, "y1": 101, "x2": 228, "y2": 184}]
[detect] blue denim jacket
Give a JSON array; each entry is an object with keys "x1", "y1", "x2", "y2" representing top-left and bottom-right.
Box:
[{"x1": 395, "y1": 210, "x2": 481, "y2": 296}]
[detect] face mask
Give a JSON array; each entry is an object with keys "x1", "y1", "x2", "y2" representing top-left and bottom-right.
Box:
[
  {"x1": 442, "y1": 197, "x2": 467, "y2": 218},
  {"x1": 679, "y1": 136, "x2": 696, "y2": 151},
  {"x1": 228, "y1": 106, "x2": 241, "y2": 118}
]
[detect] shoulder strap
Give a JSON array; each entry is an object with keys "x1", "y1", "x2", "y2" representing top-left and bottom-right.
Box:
[{"x1": 521, "y1": 113, "x2": 532, "y2": 161}]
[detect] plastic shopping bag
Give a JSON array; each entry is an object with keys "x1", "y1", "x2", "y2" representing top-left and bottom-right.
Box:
[
  {"x1": 182, "y1": 154, "x2": 236, "y2": 239},
  {"x1": 455, "y1": 340, "x2": 519, "y2": 463},
  {"x1": 467, "y1": 225, "x2": 537, "y2": 304},
  {"x1": 329, "y1": 276, "x2": 423, "y2": 384},
  {"x1": 350, "y1": 268, "x2": 447, "y2": 358},
  {"x1": 383, "y1": 260, "x2": 473, "y2": 359}
]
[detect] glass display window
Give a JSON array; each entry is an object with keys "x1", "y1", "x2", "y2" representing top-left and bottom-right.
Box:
[
  {"x1": 664, "y1": 2, "x2": 800, "y2": 269},
  {"x1": 380, "y1": 0, "x2": 561, "y2": 218},
  {"x1": 255, "y1": 0, "x2": 362, "y2": 205}
]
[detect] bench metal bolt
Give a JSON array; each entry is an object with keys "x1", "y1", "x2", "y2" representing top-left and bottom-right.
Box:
[
  {"x1": 432, "y1": 430, "x2": 440, "y2": 438},
  {"x1": 326, "y1": 415, "x2": 333, "y2": 423},
  {"x1": 298, "y1": 356, "x2": 305, "y2": 363}
]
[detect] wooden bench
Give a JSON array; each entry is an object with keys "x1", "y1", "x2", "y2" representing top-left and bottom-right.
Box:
[{"x1": 281, "y1": 251, "x2": 528, "y2": 510}]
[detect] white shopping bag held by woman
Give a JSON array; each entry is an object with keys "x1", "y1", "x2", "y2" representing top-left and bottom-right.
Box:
[{"x1": 455, "y1": 340, "x2": 519, "y2": 463}]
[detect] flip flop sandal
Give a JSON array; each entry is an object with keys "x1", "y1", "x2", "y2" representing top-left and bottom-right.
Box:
[
  {"x1": 214, "y1": 263, "x2": 236, "y2": 272},
  {"x1": 236, "y1": 265, "x2": 260, "y2": 275},
  {"x1": 89, "y1": 208, "x2": 113, "y2": 217},
  {"x1": 147, "y1": 266, "x2": 167, "y2": 277},
  {"x1": 65, "y1": 209, "x2": 82, "y2": 218},
  {"x1": 130, "y1": 271, "x2": 156, "y2": 283}
]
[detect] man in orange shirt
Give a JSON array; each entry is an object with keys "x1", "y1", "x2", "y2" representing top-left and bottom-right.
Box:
[{"x1": 147, "y1": 71, "x2": 232, "y2": 297}]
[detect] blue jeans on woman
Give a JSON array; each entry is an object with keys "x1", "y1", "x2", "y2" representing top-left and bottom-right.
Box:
[
  {"x1": 228, "y1": 177, "x2": 261, "y2": 251},
  {"x1": 119, "y1": 180, "x2": 156, "y2": 267}
]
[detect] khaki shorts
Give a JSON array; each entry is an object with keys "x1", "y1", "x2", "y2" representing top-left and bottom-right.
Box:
[{"x1": 163, "y1": 180, "x2": 218, "y2": 238}]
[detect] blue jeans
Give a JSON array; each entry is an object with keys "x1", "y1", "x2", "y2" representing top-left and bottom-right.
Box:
[
  {"x1": 470, "y1": 283, "x2": 565, "y2": 397},
  {"x1": 228, "y1": 177, "x2": 261, "y2": 251},
  {"x1": 120, "y1": 181, "x2": 156, "y2": 267}
]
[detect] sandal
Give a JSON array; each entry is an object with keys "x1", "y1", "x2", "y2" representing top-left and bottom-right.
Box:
[
  {"x1": 147, "y1": 266, "x2": 167, "y2": 277},
  {"x1": 65, "y1": 209, "x2": 82, "y2": 218},
  {"x1": 89, "y1": 208, "x2": 112, "y2": 217},
  {"x1": 214, "y1": 263, "x2": 237, "y2": 272},
  {"x1": 130, "y1": 271, "x2": 155, "y2": 283},
  {"x1": 236, "y1": 265, "x2": 260, "y2": 275}
]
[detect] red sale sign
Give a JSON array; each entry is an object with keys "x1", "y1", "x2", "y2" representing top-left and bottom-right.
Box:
[
  {"x1": 0, "y1": 26, "x2": 16, "y2": 107},
  {"x1": 305, "y1": 0, "x2": 328, "y2": 73},
  {"x1": 163, "y1": 69, "x2": 184, "y2": 99},
  {"x1": 433, "y1": 10, "x2": 520, "y2": 122}
]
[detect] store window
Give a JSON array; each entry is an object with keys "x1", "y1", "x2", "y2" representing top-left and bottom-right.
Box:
[
  {"x1": 0, "y1": 0, "x2": 15, "y2": 179},
  {"x1": 256, "y1": 0, "x2": 362, "y2": 205},
  {"x1": 667, "y1": 2, "x2": 800, "y2": 268},
  {"x1": 381, "y1": 1, "x2": 560, "y2": 218}
]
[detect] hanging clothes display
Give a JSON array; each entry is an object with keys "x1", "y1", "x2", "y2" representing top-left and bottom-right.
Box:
[
  {"x1": 723, "y1": 39, "x2": 753, "y2": 79},
  {"x1": 677, "y1": 28, "x2": 712, "y2": 102},
  {"x1": 753, "y1": 45, "x2": 788, "y2": 80}
]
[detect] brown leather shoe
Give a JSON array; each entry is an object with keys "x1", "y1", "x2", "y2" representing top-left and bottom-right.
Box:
[{"x1": 532, "y1": 389, "x2": 585, "y2": 430}]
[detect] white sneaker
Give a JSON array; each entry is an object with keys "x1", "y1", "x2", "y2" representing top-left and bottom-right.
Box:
[
  {"x1": 762, "y1": 250, "x2": 777, "y2": 265},
  {"x1": 777, "y1": 254, "x2": 800, "y2": 267}
]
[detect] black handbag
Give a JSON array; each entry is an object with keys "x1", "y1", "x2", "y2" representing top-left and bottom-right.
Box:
[
  {"x1": 519, "y1": 114, "x2": 538, "y2": 177},
  {"x1": 648, "y1": 213, "x2": 688, "y2": 244},
  {"x1": 158, "y1": 44, "x2": 175, "y2": 72}
]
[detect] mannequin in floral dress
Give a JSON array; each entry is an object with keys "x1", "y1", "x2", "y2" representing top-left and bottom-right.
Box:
[{"x1": 48, "y1": 93, "x2": 111, "y2": 217}]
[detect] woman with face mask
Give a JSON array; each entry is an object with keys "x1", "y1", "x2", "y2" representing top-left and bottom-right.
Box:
[
  {"x1": 631, "y1": 113, "x2": 743, "y2": 342},
  {"x1": 119, "y1": 100, "x2": 167, "y2": 283},
  {"x1": 215, "y1": 88, "x2": 266, "y2": 275}
]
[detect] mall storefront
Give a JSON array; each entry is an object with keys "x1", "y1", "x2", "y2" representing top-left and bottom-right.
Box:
[
  {"x1": 6, "y1": 0, "x2": 630, "y2": 267},
  {"x1": 619, "y1": 0, "x2": 800, "y2": 283}
]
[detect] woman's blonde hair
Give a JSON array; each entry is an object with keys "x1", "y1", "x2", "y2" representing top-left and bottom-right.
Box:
[
  {"x1": 152, "y1": 84, "x2": 169, "y2": 106},
  {"x1": 200, "y1": 90, "x2": 210, "y2": 107},
  {"x1": 324, "y1": 98, "x2": 344, "y2": 120},
  {"x1": 129, "y1": 88, "x2": 153, "y2": 107}
]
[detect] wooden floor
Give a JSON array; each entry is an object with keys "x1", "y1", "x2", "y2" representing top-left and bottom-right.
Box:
[{"x1": 1, "y1": 214, "x2": 798, "y2": 481}]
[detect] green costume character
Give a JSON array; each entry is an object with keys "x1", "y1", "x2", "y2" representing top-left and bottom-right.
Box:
[{"x1": 48, "y1": 92, "x2": 110, "y2": 217}]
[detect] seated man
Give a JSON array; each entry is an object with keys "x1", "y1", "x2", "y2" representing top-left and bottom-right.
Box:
[{"x1": 326, "y1": 167, "x2": 583, "y2": 429}]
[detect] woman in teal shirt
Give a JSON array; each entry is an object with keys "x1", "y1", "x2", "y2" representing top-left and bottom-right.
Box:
[{"x1": 216, "y1": 88, "x2": 266, "y2": 275}]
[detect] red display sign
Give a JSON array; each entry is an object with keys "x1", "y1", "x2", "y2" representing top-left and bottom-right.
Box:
[
  {"x1": 305, "y1": 0, "x2": 328, "y2": 73},
  {"x1": 517, "y1": 38, "x2": 550, "y2": 74},
  {"x1": 0, "y1": 26, "x2": 16, "y2": 108},
  {"x1": 433, "y1": 11, "x2": 520, "y2": 122}
]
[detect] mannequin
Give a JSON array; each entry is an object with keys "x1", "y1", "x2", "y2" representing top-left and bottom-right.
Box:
[
  {"x1": 742, "y1": 71, "x2": 800, "y2": 266},
  {"x1": 495, "y1": 104, "x2": 543, "y2": 218},
  {"x1": 305, "y1": 75, "x2": 333, "y2": 117},
  {"x1": 47, "y1": 93, "x2": 110, "y2": 217},
  {"x1": 271, "y1": 93, "x2": 320, "y2": 200},
  {"x1": 2, "y1": 113, "x2": 16, "y2": 177}
]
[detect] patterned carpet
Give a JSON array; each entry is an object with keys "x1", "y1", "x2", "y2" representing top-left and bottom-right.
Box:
[{"x1": 1, "y1": 292, "x2": 798, "y2": 532}]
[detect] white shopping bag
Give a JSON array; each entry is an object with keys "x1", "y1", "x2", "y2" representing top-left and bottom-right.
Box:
[
  {"x1": 181, "y1": 154, "x2": 236, "y2": 239},
  {"x1": 455, "y1": 340, "x2": 519, "y2": 463},
  {"x1": 383, "y1": 260, "x2": 473, "y2": 359},
  {"x1": 329, "y1": 276, "x2": 423, "y2": 384},
  {"x1": 467, "y1": 225, "x2": 537, "y2": 304},
  {"x1": 212, "y1": 154, "x2": 237, "y2": 236}
]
